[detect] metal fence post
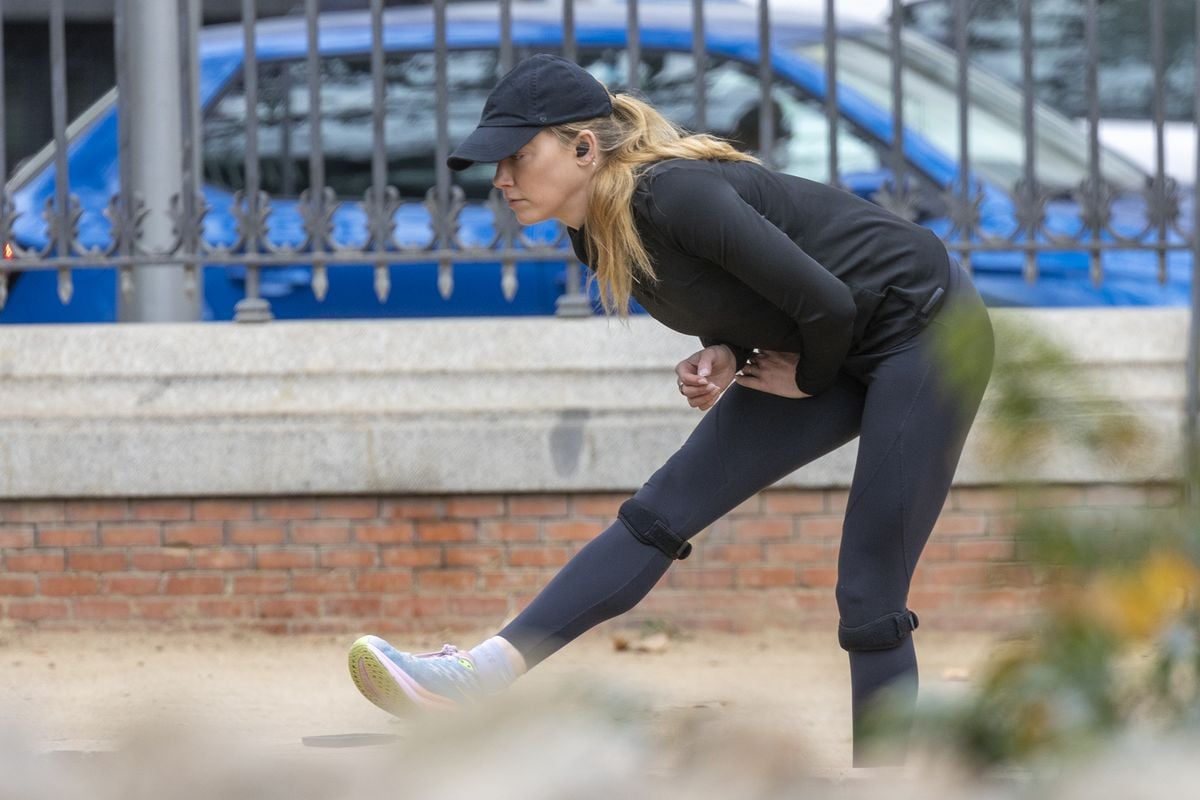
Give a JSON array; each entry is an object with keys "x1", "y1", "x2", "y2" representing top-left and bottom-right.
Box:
[{"x1": 116, "y1": 0, "x2": 198, "y2": 322}]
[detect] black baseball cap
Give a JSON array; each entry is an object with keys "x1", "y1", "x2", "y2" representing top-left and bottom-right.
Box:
[{"x1": 447, "y1": 54, "x2": 613, "y2": 171}]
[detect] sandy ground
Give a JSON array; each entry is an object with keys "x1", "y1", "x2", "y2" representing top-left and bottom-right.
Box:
[{"x1": 0, "y1": 626, "x2": 1001, "y2": 768}]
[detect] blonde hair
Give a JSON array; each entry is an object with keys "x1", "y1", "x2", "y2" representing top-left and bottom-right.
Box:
[{"x1": 549, "y1": 93, "x2": 759, "y2": 316}]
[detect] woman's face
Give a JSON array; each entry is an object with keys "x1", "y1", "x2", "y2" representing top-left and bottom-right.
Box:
[{"x1": 492, "y1": 130, "x2": 595, "y2": 229}]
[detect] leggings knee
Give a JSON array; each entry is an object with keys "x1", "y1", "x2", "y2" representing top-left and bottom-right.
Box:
[
  {"x1": 838, "y1": 609, "x2": 920, "y2": 652},
  {"x1": 618, "y1": 498, "x2": 693, "y2": 560}
]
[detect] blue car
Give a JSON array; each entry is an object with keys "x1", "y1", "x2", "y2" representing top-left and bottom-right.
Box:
[{"x1": 1, "y1": 1, "x2": 1192, "y2": 322}]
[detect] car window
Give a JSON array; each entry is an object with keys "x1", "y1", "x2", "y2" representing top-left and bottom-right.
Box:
[
  {"x1": 904, "y1": 0, "x2": 1196, "y2": 123},
  {"x1": 203, "y1": 46, "x2": 892, "y2": 201},
  {"x1": 203, "y1": 49, "x2": 504, "y2": 200},
  {"x1": 580, "y1": 49, "x2": 885, "y2": 184},
  {"x1": 796, "y1": 30, "x2": 1148, "y2": 193}
]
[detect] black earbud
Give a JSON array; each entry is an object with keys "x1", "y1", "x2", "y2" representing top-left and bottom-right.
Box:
[{"x1": 575, "y1": 143, "x2": 590, "y2": 158}]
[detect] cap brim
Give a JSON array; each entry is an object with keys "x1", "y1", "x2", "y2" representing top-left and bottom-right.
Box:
[{"x1": 447, "y1": 125, "x2": 542, "y2": 171}]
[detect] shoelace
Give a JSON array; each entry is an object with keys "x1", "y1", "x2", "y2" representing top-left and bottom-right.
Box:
[{"x1": 413, "y1": 645, "x2": 478, "y2": 686}]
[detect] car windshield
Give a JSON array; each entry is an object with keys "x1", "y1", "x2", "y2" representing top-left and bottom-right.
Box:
[{"x1": 793, "y1": 30, "x2": 1148, "y2": 194}]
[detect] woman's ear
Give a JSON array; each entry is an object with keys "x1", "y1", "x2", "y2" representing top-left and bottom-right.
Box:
[{"x1": 574, "y1": 131, "x2": 599, "y2": 164}]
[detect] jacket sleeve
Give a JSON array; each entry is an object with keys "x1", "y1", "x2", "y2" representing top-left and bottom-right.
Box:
[{"x1": 642, "y1": 166, "x2": 856, "y2": 395}]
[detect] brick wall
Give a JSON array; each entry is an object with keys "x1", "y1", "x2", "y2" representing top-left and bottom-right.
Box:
[{"x1": 0, "y1": 484, "x2": 1182, "y2": 634}]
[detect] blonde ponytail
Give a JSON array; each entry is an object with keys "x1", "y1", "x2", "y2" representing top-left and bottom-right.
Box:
[{"x1": 550, "y1": 93, "x2": 759, "y2": 316}]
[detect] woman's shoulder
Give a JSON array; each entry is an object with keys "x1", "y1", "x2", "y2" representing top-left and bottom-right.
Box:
[{"x1": 633, "y1": 158, "x2": 746, "y2": 221}]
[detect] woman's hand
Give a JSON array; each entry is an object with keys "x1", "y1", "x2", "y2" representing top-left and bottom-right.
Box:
[
  {"x1": 735, "y1": 350, "x2": 812, "y2": 399},
  {"x1": 675, "y1": 345, "x2": 737, "y2": 411}
]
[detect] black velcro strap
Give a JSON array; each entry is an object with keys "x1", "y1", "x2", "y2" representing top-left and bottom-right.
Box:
[
  {"x1": 617, "y1": 499, "x2": 692, "y2": 560},
  {"x1": 837, "y1": 609, "x2": 920, "y2": 652}
]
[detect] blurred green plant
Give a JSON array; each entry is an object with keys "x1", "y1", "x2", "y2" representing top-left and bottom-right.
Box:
[{"x1": 868, "y1": 311, "x2": 1200, "y2": 772}]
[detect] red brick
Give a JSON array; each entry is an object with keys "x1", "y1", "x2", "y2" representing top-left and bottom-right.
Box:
[
  {"x1": 763, "y1": 491, "x2": 826, "y2": 514},
  {"x1": 256, "y1": 549, "x2": 317, "y2": 569},
  {"x1": 101, "y1": 524, "x2": 161, "y2": 547},
  {"x1": 164, "y1": 523, "x2": 224, "y2": 547},
  {"x1": 481, "y1": 571, "x2": 552, "y2": 591},
  {"x1": 102, "y1": 575, "x2": 161, "y2": 595},
  {"x1": 570, "y1": 494, "x2": 625, "y2": 517},
  {"x1": 166, "y1": 575, "x2": 225, "y2": 595},
  {"x1": 197, "y1": 598, "x2": 253, "y2": 618},
  {"x1": 763, "y1": 542, "x2": 829, "y2": 563},
  {"x1": 255, "y1": 499, "x2": 317, "y2": 520},
  {"x1": 446, "y1": 596, "x2": 508, "y2": 617},
  {"x1": 130, "y1": 501, "x2": 192, "y2": 522},
  {"x1": 931, "y1": 514, "x2": 987, "y2": 536},
  {"x1": 445, "y1": 546, "x2": 503, "y2": 567},
  {"x1": 798, "y1": 516, "x2": 844, "y2": 539},
  {"x1": 702, "y1": 544, "x2": 762, "y2": 564},
  {"x1": 355, "y1": 571, "x2": 414, "y2": 593},
  {"x1": 0, "y1": 576, "x2": 37, "y2": 596},
  {"x1": 41, "y1": 576, "x2": 100, "y2": 596},
  {"x1": 409, "y1": 596, "x2": 450, "y2": 616},
  {"x1": 728, "y1": 495, "x2": 763, "y2": 517},
  {"x1": 913, "y1": 563, "x2": 988, "y2": 587},
  {"x1": 130, "y1": 549, "x2": 191, "y2": 570},
  {"x1": 37, "y1": 525, "x2": 98, "y2": 547},
  {"x1": 1085, "y1": 485, "x2": 1149, "y2": 507},
  {"x1": 258, "y1": 598, "x2": 319, "y2": 618},
  {"x1": 75, "y1": 599, "x2": 131, "y2": 620},
  {"x1": 381, "y1": 546, "x2": 443, "y2": 568},
  {"x1": 6, "y1": 600, "x2": 69, "y2": 620},
  {"x1": 740, "y1": 567, "x2": 797, "y2": 588},
  {"x1": 798, "y1": 567, "x2": 839, "y2": 588},
  {"x1": 291, "y1": 522, "x2": 351, "y2": 545},
  {"x1": 669, "y1": 568, "x2": 736, "y2": 589},
  {"x1": 821, "y1": 491, "x2": 852, "y2": 516},
  {"x1": 291, "y1": 571, "x2": 354, "y2": 593},
  {"x1": 543, "y1": 521, "x2": 596, "y2": 542},
  {"x1": 67, "y1": 550, "x2": 128, "y2": 572},
  {"x1": 194, "y1": 550, "x2": 253, "y2": 570},
  {"x1": 228, "y1": 522, "x2": 286, "y2": 545},
  {"x1": 507, "y1": 496, "x2": 568, "y2": 517},
  {"x1": 0, "y1": 501, "x2": 65, "y2": 524},
  {"x1": 478, "y1": 522, "x2": 539, "y2": 542},
  {"x1": 193, "y1": 499, "x2": 255, "y2": 521},
  {"x1": 316, "y1": 499, "x2": 380, "y2": 520},
  {"x1": 6, "y1": 552, "x2": 65, "y2": 572},
  {"x1": 986, "y1": 563, "x2": 1036, "y2": 587},
  {"x1": 65, "y1": 500, "x2": 129, "y2": 522},
  {"x1": 920, "y1": 540, "x2": 956, "y2": 561},
  {"x1": 354, "y1": 522, "x2": 413, "y2": 544},
  {"x1": 446, "y1": 496, "x2": 505, "y2": 518},
  {"x1": 507, "y1": 546, "x2": 570, "y2": 567},
  {"x1": 417, "y1": 570, "x2": 477, "y2": 591},
  {"x1": 955, "y1": 539, "x2": 1016, "y2": 561},
  {"x1": 323, "y1": 595, "x2": 384, "y2": 616},
  {"x1": 987, "y1": 513, "x2": 1023, "y2": 537},
  {"x1": 134, "y1": 599, "x2": 188, "y2": 620},
  {"x1": 731, "y1": 518, "x2": 792, "y2": 541},
  {"x1": 1147, "y1": 485, "x2": 1184, "y2": 507},
  {"x1": 319, "y1": 547, "x2": 376, "y2": 568},
  {"x1": 381, "y1": 498, "x2": 443, "y2": 520},
  {"x1": 233, "y1": 573, "x2": 289, "y2": 594},
  {"x1": 0, "y1": 526, "x2": 35, "y2": 548},
  {"x1": 1018, "y1": 486, "x2": 1086, "y2": 509},
  {"x1": 952, "y1": 488, "x2": 1017, "y2": 512},
  {"x1": 416, "y1": 522, "x2": 476, "y2": 543}
]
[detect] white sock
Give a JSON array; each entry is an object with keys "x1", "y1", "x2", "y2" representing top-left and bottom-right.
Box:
[{"x1": 468, "y1": 636, "x2": 527, "y2": 695}]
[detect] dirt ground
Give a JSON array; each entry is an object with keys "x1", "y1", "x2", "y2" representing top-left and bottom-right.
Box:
[{"x1": 0, "y1": 626, "x2": 1001, "y2": 770}]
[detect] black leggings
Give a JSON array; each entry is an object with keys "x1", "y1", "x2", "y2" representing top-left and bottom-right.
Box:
[{"x1": 499, "y1": 261, "x2": 994, "y2": 764}]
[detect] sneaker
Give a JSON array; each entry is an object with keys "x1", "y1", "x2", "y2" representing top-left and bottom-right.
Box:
[{"x1": 348, "y1": 634, "x2": 484, "y2": 715}]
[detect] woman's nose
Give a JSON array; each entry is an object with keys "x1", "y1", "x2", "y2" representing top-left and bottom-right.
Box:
[{"x1": 493, "y1": 163, "x2": 512, "y2": 188}]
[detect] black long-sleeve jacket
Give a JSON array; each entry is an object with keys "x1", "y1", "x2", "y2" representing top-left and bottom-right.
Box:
[{"x1": 567, "y1": 158, "x2": 952, "y2": 395}]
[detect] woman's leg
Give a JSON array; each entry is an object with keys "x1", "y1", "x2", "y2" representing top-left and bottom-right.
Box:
[
  {"x1": 499, "y1": 371, "x2": 868, "y2": 667},
  {"x1": 837, "y1": 264, "x2": 994, "y2": 765}
]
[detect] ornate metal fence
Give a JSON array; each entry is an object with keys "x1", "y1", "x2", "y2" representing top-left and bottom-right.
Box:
[{"x1": 1, "y1": 0, "x2": 1198, "y2": 492}]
